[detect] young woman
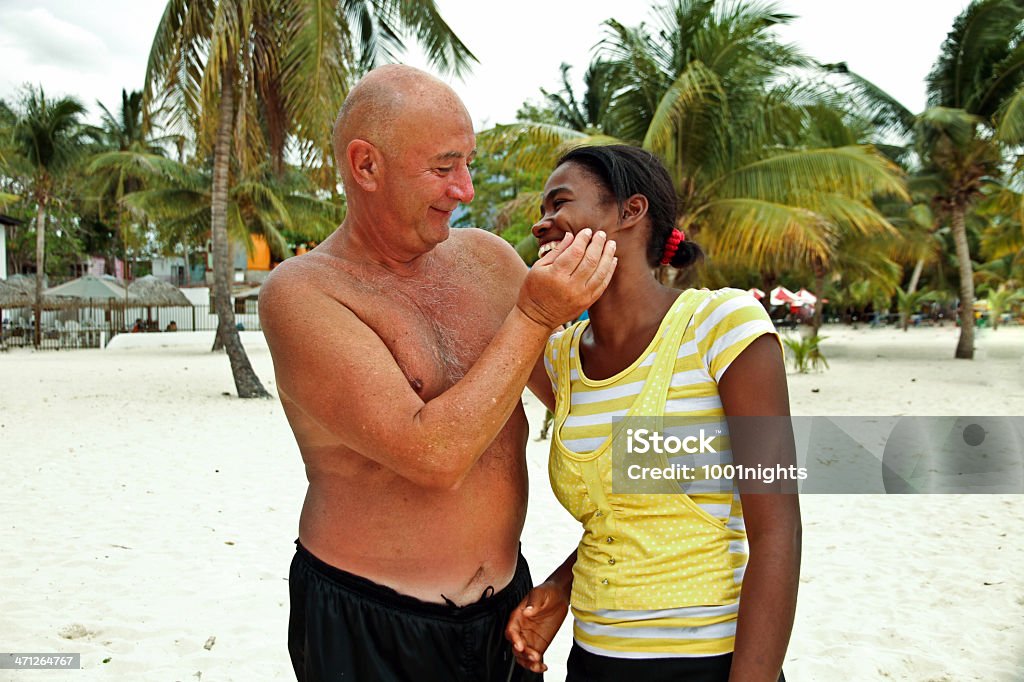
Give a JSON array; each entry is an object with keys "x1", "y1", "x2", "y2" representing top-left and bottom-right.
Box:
[{"x1": 508, "y1": 145, "x2": 800, "y2": 681}]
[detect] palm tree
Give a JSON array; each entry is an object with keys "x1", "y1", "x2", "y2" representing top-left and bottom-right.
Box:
[
  {"x1": 983, "y1": 286, "x2": 1024, "y2": 328},
  {"x1": 828, "y1": 0, "x2": 1024, "y2": 358},
  {"x1": 143, "y1": 0, "x2": 475, "y2": 398},
  {"x1": 918, "y1": 0, "x2": 1024, "y2": 356},
  {"x1": 484, "y1": 0, "x2": 906, "y2": 301},
  {"x1": 118, "y1": 155, "x2": 340, "y2": 263},
  {"x1": 92, "y1": 149, "x2": 339, "y2": 281},
  {"x1": 540, "y1": 61, "x2": 621, "y2": 136},
  {"x1": 86, "y1": 89, "x2": 174, "y2": 286},
  {"x1": 2, "y1": 87, "x2": 92, "y2": 347},
  {"x1": 894, "y1": 286, "x2": 940, "y2": 331}
]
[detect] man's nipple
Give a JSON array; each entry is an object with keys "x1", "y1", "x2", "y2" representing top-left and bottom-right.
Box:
[{"x1": 409, "y1": 377, "x2": 424, "y2": 393}]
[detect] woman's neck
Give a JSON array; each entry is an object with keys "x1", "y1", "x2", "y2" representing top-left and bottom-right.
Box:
[{"x1": 585, "y1": 259, "x2": 680, "y2": 351}]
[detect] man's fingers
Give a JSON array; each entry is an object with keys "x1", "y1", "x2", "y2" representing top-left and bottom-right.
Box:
[
  {"x1": 586, "y1": 239, "x2": 618, "y2": 291},
  {"x1": 570, "y1": 229, "x2": 610, "y2": 278},
  {"x1": 550, "y1": 228, "x2": 593, "y2": 271},
  {"x1": 536, "y1": 233, "x2": 573, "y2": 266}
]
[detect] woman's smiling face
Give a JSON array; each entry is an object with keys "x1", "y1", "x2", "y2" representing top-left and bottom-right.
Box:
[{"x1": 532, "y1": 162, "x2": 618, "y2": 258}]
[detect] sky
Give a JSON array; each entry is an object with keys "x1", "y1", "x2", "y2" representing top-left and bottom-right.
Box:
[{"x1": 0, "y1": 0, "x2": 971, "y2": 130}]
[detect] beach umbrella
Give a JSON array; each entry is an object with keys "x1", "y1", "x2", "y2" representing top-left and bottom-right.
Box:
[
  {"x1": 233, "y1": 284, "x2": 262, "y2": 301},
  {"x1": 127, "y1": 275, "x2": 193, "y2": 307},
  {"x1": 795, "y1": 288, "x2": 818, "y2": 305},
  {"x1": 45, "y1": 275, "x2": 126, "y2": 302},
  {"x1": 747, "y1": 287, "x2": 766, "y2": 300},
  {"x1": 769, "y1": 286, "x2": 799, "y2": 306}
]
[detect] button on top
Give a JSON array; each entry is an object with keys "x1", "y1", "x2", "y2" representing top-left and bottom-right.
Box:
[
  {"x1": 601, "y1": 578, "x2": 609, "y2": 585},
  {"x1": 605, "y1": 537, "x2": 614, "y2": 544},
  {"x1": 595, "y1": 510, "x2": 603, "y2": 517},
  {"x1": 608, "y1": 558, "x2": 616, "y2": 565}
]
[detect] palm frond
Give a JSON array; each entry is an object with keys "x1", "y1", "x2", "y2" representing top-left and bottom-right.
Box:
[
  {"x1": 643, "y1": 60, "x2": 724, "y2": 157},
  {"x1": 926, "y1": 0, "x2": 1024, "y2": 116},
  {"x1": 478, "y1": 122, "x2": 594, "y2": 174},
  {"x1": 691, "y1": 197, "x2": 836, "y2": 270},
  {"x1": 823, "y1": 62, "x2": 916, "y2": 137},
  {"x1": 710, "y1": 145, "x2": 908, "y2": 203},
  {"x1": 995, "y1": 83, "x2": 1024, "y2": 143}
]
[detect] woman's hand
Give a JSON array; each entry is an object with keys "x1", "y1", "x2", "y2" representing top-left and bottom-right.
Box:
[{"x1": 505, "y1": 580, "x2": 570, "y2": 673}]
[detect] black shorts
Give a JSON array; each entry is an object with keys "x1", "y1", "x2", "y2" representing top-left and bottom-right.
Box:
[
  {"x1": 288, "y1": 541, "x2": 543, "y2": 682},
  {"x1": 566, "y1": 643, "x2": 786, "y2": 682}
]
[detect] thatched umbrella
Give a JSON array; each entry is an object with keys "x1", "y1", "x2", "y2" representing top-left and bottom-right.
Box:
[
  {"x1": 127, "y1": 275, "x2": 193, "y2": 331},
  {"x1": 0, "y1": 276, "x2": 36, "y2": 308},
  {"x1": 1, "y1": 276, "x2": 53, "y2": 345},
  {"x1": 127, "y1": 275, "x2": 192, "y2": 306}
]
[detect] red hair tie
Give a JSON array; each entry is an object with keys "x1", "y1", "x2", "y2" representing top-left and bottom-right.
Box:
[{"x1": 660, "y1": 228, "x2": 685, "y2": 265}]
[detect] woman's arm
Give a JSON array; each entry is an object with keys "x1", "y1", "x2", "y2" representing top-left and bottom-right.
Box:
[
  {"x1": 717, "y1": 334, "x2": 802, "y2": 682},
  {"x1": 505, "y1": 551, "x2": 577, "y2": 673}
]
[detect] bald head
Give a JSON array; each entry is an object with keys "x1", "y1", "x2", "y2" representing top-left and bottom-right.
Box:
[{"x1": 332, "y1": 65, "x2": 468, "y2": 185}]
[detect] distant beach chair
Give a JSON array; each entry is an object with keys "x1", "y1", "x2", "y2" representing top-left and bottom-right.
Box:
[{"x1": 63, "y1": 320, "x2": 82, "y2": 348}]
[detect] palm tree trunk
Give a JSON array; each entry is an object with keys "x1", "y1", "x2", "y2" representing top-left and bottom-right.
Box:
[
  {"x1": 950, "y1": 203, "x2": 975, "y2": 359},
  {"x1": 211, "y1": 238, "x2": 234, "y2": 352},
  {"x1": 900, "y1": 260, "x2": 925, "y2": 331},
  {"x1": 907, "y1": 258, "x2": 924, "y2": 294},
  {"x1": 760, "y1": 271, "x2": 777, "y2": 313},
  {"x1": 211, "y1": 63, "x2": 269, "y2": 398},
  {"x1": 811, "y1": 259, "x2": 825, "y2": 337},
  {"x1": 33, "y1": 198, "x2": 46, "y2": 348},
  {"x1": 182, "y1": 237, "x2": 191, "y2": 286}
]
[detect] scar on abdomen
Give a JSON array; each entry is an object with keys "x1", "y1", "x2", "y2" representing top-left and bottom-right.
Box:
[{"x1": 465, "y1": 565, "x2": 485, "y2": 588}]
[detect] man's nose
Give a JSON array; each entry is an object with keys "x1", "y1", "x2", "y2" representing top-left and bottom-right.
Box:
[{"x1": 448, "y1": 166, "x2": 475, "y2": 203}]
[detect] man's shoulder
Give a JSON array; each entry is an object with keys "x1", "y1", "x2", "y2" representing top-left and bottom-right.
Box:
[
  {"x1": 448, "y1": 226, "x2": 516, "y2": 252},
  {"x1": 259, "y1": 252, "x2": 348, "y2": 325},
  {"x1": 445, "y1": 227, "x2": 525, "y2": 274},
  {"x1": 260, "y1": 254, "x2": 322, "y2": 304}
]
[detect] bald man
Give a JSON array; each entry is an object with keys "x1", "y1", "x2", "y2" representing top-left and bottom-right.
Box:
[{"x1": 259, "y1": 65, "x2": 616, "y2": 681}]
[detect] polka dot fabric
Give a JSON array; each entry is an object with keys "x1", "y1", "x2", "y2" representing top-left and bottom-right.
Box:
[{"x1": 543, "y1": 289, "x2": 779, "y2": 658}]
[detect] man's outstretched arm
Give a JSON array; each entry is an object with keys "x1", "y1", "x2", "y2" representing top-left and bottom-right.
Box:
[{"x1": 260, "y1": 230, "x2": 615, "y2": 490}]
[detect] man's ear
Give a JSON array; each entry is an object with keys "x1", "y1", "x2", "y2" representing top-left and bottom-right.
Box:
[
  {"x1": 620, "y1": 194, "x2": 649, "y2": 229},
  {"x1": 347, "y1": 139, "x2": 381, "y2": 191}
]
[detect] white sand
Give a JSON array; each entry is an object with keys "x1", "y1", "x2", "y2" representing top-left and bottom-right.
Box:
[{"x1": 1, "y1": 325, "x2": 1022, "y2": 680}]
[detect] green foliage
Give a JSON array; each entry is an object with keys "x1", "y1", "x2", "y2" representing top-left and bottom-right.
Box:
[
  {"x1": 0, "y1": 85, "x2": 94, "y2": 287},
  {"x1": 482, "y1": 0, "x2": 907, "y2": 287},
  {"x1": 782, "y1": 334, "x2": 829, "y2": 373},
  {"x1": 985, "y1": 286, "x2": 1024, "y2": 328},
  {"x1": 119, "y1": 155, "x2": 339, "y2": 261},
  {"x1": 895, "y1": 286, "x2": 942, "y2": 330},
  {"x1": 144, "y1": 0, "x2": 476, "y2": 187}
]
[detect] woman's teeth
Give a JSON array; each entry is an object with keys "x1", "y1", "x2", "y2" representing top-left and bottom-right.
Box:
[{"x1": 538, "y1": 242, "x2": 555, "y2": 257}]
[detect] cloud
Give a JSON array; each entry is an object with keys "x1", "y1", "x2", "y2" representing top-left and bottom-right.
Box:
[{"x1": 0, "y1": 7, "x2": 109, "y2": 70}]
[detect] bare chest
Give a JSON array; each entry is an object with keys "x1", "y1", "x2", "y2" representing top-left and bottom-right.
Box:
[{"x1": 343, "y1": 272, "x2": 507, "y2": 399}]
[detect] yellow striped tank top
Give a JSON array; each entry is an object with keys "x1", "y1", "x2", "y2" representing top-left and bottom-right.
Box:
[{"x1": 544, "y1": 288, "x2": 780, "y2": 658}]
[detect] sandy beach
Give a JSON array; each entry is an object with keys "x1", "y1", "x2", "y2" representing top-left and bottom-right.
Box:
[{"x1": 1, "y1": 324, "x2": 1022, "y2": 680}]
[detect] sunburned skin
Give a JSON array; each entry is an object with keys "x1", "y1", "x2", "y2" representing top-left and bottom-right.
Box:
[
  {"x1": 262, "y1": 66, "x2": 617, "y2": 619},
  {"x1": 273, "y1": 229, "x2": 531, "y2": 604}
]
